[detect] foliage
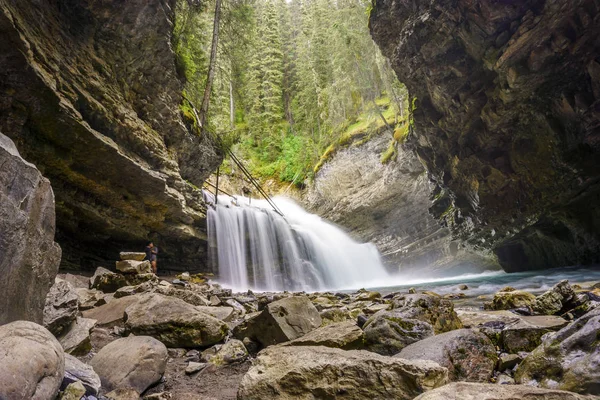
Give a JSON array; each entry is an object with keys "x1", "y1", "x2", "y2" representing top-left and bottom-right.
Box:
[{"x1": 174, "y1": 0, "x2": 408, "y2": 185}]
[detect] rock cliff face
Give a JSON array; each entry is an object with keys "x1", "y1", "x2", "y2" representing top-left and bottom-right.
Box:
[
  {"x1": 370, "y1": 0, "x2": 600, "y2": 272},
  {"x1": 0, "y1": 0, "x2": 222, "y2": 270},
  {"x1": 305, "y1": 133, "x2": 496, "y2": 277},
  {"x1": 0, "y1": 133, "x2": 61, "y2": 324}
]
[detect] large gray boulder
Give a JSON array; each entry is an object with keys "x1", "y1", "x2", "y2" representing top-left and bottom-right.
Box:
[
  {"x1": 396, "y1": 329, "x2": 497, "y2": 382},
  {"x1": 43, "y1": 278, "x2": 79, "y2": 336},
  {"x1": 237, "y1": 345, "x2": 448, "y2": 400},
  {"x1": 233, "y1": 295, "x2": 321, "y2": 347},
  {"x1": 58, "y1": 317, "x2": 97, "y2": 355},
  {"x1": 0, "y1": 321, "x2": 65, "y2": 400},
  {"x1": 0, "y1": 133, "x2": 61, "y2": 324},
  {"x1": 90, "y1": 335, "x2": 168, "y2": 393},
  {"x1": 124, "y1": 293, "x2": 228, "y2": 347},
  {"x1": 413, "y1": 382, "x2": 594, "y2": 400},
  {"x1": 515, "y1": 307, "x2": 600, "y2": 394},
  {"x1": 283, "y1": 320, "x2": 364, "y2": 350}
]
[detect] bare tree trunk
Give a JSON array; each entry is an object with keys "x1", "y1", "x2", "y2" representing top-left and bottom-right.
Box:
[
  {"x1": 200, "y1": 0, "x2": 222, "y2": 133},
  {"x1": 372, "y1": 99, "x2": 392, "y2": 131},
  {"x1": 229, "y1": 79, "x2": 234, "y2": 129}
]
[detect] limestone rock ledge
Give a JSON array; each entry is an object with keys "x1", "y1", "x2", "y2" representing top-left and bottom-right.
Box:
[
  {"x1": 370, "y1": 0, "x2": 600, "y2": 272},
  {"x1": 0, "y1": 0, "x2": 223, "y2": 270},
  {"x1": 305, "y1": 133, "x2": 497, "y2": 276}
]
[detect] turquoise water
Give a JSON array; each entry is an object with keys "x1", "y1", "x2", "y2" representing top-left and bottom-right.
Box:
[{"x1": 370, "y1": 265, "x2": 600, "y2": 302}]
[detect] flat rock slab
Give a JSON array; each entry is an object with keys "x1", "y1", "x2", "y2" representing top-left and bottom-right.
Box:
[
  {"x1": 0, "y1": 321, "x2": 65, "y2": 400},
  {"x1": 82, "y1": 295, "x2": 141, "y2": 325},
  {"x1": 196, "y1": 306, "x2": 235, "y2": 321},
  {"x1": 120, "y1": 252, "x2": 146, "y2": 261},
  {"x1": 282, "y1": 320, "x2": 364, "y2": 350},
  {"x1": 91, "y1": 335, "x2": 167, "y2": 393},
  {"x1": 238, "y1": 345, "x2": 448, "y2": 400},
  {"x1": 413, "y1": 382, "x2": 595, "y2": 399}
]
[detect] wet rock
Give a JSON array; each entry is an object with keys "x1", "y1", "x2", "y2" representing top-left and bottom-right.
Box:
[
  {"x1": 59, "y1": 317, "x2": 97, "y2": 355},
  {"x1": 91, "y1": 335, "x2": 167, "y2": 393},
  {"x1": 60, "y1": 381, "x2": 86, "y2": 400},
  {"x1": 413, "y1": 382, "x2": 592, "y2": 399},
  {"x1": 124, "y1": 293, "x2": 228, "y2": 347},
  {"x1": 515, "y1": 307, "x2": 600, "y2": 394},
  {"x1": 533, "y1": 280, "x2": 582, "y2": 315},
  {"x1": 116, "y1": 260, "x2": 152, "y2": 275},
  {"x1": 238, "y1": 346, "x2": 448, "y2": 400},
  {"x1": 44, "y1": 278, "x2": 79, "y2": 336},
  {"x1": 485, "y1": 290, "x2": 537, "y2": 311},
  {"x1": 120, "y1": 252, "x2": 146, "y2": 262},
  {"x1": 459, "y1": 285, "x2": 469, "y2": 290},
  {"x1": 76, "y1": 288, "x2": 107, "y2": 310},
  {"x1": 0, "y1": 321, "x2": 65, "y2": 400},
  {"x1": 396, "y1": 329, "x2": 497, "y2": 382},
  {"x1": 0, "y1": 132, "x2": 61, "y2": 325},
  {"x1": 62, "y1": 354, "x2": 101, "y2": 396},
  {"x1": 233, "y1": 295, "x2": 321, "y2": 347},
  {"x1": 283, "y1": 320, "x2": 364, "y2": 350},
  {"x1": 202, "y1": 339, "x2": 248, "y2": 366}
]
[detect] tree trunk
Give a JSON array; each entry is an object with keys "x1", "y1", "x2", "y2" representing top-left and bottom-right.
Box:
[
  {"x1": 229, "y1": 79, "x2": 234, "y2": 129},
  {"x1": 200, "y1": 0, "x2": 223, "y2": 133}
]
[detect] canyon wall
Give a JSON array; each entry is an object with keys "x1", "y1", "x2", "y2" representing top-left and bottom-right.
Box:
[
  {"x1": 0, "y1": 0, "x2": 222, "y2": 271},
  {"x1": 370, "y1": 0, "x2": 600, "y2": 271}
]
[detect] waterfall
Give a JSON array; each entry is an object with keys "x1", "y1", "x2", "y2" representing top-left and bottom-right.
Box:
[{"x1": 204, "y1": 192, "x2": 390, "y2": 292}]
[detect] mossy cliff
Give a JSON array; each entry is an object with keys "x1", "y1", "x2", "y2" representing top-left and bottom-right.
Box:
[
  {"x1": 370, "y1": 0, "x2": 600, "y2": 272},
  {"x1": 0, "y1": 0, "x2": 223, "y2": 270}
]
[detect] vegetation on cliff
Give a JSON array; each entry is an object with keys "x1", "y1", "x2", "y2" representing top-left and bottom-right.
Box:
[{"x1": 174, "y1": 0, "x2": 406, "y2": 186}]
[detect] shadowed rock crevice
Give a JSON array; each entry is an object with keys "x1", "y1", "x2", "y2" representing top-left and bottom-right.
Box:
[{"x1": 369, "y1": 0, "x2": 600, "y2": 272}]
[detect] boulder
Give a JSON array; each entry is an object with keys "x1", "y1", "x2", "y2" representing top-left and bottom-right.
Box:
[
  {"x1": 485, "y1": 290, "x2": 536, "y2": 311},
  {"x1": 58, "y1": 317, "x2": 97, "y2": 355},
  {"x1": 124, "y1": 293, "x2": 228, "y2": 347},
  {"x1": 154, "y1": 285, "x2": 210, "y2": 306},
  {"x1": 237, "y1": 345, "x2": 449, "y2": 400},
  {"x1": 396, "y1": 329, "x2": 497, "y2": 382},
  {"x1": 62, "y1": 353, "x2": 101, "y2": 396},
  {"x1": 0, "y1": 321, "x2": 65, "y2": 400},
  {"x1": 533, "y1": 280, "x2": 582, "y2": 315},
  {"x1": 196, "y1": 306, "x2": 235, "y2": 321},
  {"x1": 202, "y1": 339, "x2": 248, "y2": 366},
  {"x1": 391, "y1": 294, "x2": 463, "y2": 333},
  {"x1": 283, "y1": 320, "x2": 364, "y2": 350},
  {"x1": 0, "y1": 133, "x2": 62, "y2": 325},
  {"x1": 233, "y1": 295, "x2": 321, "y2": 347},
  {"x1": 116, "y1": 260, "x2": 152, "y2": 274},
  {"x1": 120, "y1": 252, "x2": 146, "y2": 261},
  {"x1": 43, "y1": 278, "x2": 79, "y2": 336},
  {"x1": 90, "y1": 267, "x2": 157, "y2": 293},
  {"x1": 515, "y1": 307, "x2": 600, "y2": 394},
  {"x1": 82, "y1": 295, "x2": 141, "y2": 325},
  {"x1": 501, "y1": 315, "x2": 569, "y2": 353},
  {"x1": 90, "y1": 335, "x2": 168, "y2": 393},
  {"x1": 363, "y1": 310, "x2": 435, "y2": 355},
  {"x1": 413, "y1": 382, "x2": 593, "y2": 400},
  {"x1": 76, "y1": 288, "x2": 107, "y2": 310}
]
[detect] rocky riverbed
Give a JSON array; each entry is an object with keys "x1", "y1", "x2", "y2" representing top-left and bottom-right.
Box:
[{"x1": 2, "y1": 254, "x2": 600, "y2": 399}]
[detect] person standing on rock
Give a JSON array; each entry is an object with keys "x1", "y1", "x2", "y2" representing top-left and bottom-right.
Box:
[{"x1": 145, "y1": 241, "x2": 158, "y2": 274}]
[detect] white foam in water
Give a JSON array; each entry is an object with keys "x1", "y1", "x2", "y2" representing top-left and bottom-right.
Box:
[{"x1": 205, "y1": 192, "x2": 391, "y2": 292}]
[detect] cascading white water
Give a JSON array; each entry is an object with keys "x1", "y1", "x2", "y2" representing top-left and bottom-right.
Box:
[{"x1": 204, "y1": 191, "x2": 390, "y2": 292}]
